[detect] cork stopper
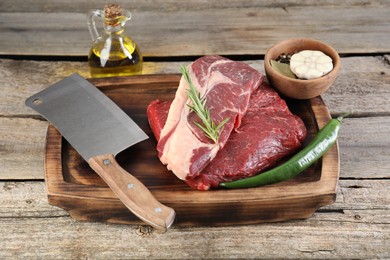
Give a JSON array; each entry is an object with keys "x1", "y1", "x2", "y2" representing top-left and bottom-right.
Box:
[
  {"x1": 104, "y1": 4, "x2": 122, "y2": 18},
  {"x1": 104, "y1": 4, "x2": 122, "y2": 25}
]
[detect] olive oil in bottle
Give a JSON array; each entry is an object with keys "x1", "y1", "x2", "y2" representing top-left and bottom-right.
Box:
[{"x1": 87, "y1": 4, "x2": 143, "y2": 78}]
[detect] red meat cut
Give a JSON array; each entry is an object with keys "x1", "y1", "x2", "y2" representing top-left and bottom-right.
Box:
[
  {"x1": 156, "y1": 56, "x2": 263, "y2": 180},
  {"x1": 147, "y1": 81, "x2": 307, "y2": 190}
]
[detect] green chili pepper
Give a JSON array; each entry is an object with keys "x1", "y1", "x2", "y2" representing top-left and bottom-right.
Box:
[{"x1": 219, "y1": 114, "x2": 348, "y2": 189}]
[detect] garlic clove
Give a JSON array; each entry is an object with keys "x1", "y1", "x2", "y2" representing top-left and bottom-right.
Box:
[{"x1": 290, "y1": 50, "x2": 333, "y2": 80}]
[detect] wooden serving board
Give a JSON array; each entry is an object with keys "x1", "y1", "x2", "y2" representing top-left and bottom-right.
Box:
[{"x1": 44, "y1": 74, "x2": 339, "y2": 227}]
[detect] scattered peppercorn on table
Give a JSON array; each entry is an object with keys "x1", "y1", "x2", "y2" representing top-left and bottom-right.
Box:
[{"x1": 0, "y1": 1, "x2": 389, "y2": 259}]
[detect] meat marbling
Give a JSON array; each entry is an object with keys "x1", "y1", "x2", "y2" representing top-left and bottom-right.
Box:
[
  {"x1": 156, "y1": 56, "x2": 263, "y2": 180},
  {"x1": 147, "y1": 81, "x2": 307, "y2": 190}
]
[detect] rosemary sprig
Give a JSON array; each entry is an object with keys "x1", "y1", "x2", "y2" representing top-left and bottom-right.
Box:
[{"x1": 181, "y1": 65, "x2": 230, "y2": 144}]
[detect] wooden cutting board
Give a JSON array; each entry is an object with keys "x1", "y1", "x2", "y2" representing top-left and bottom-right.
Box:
[{"x1": 44, "y1": 74, "x2": 339, "y2": 227}]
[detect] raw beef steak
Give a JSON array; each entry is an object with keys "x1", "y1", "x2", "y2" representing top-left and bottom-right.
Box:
[
  {"x1": 147, "y1": 81, "x2": 307, "y2": 190},
  {"x1": 157, "y1": 56, "x2": 263, "y2": 180}
]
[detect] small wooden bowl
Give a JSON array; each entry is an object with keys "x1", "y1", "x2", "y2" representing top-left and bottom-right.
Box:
[{"x1": 264, "y1": 38, "x2": 340, "y2": 99}]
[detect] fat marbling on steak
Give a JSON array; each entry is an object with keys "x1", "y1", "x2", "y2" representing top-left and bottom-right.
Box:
[
  {"x1": 156, "y1": 56, "x2": 263, "y2": 180},
  {"x1": 147, "y1": 81, "x2": 307, "y2": 190}
]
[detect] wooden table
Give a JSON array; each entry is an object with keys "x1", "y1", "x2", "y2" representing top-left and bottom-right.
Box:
[{"x1": 1, "y1": 1, "x2": 389, "y2": 258}]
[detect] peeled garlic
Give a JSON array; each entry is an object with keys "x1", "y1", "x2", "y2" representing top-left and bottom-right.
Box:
[{"x1": 290, "y1": 50, "x2": 333, "y2": 80}]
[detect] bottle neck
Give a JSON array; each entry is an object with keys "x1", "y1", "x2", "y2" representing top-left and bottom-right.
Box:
[{"x1": 103, "y1": 22, "x2": 125, "y2": 36}]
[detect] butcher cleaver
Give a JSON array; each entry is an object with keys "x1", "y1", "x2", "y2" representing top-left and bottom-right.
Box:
[{"x1": 26, "y1": 73, "x2": 175, "y2": 231}]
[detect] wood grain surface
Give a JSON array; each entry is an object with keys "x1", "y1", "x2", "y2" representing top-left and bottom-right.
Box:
[
  {"x1": 0, "y1": 58, "x2": 385, "y2": 258},
  {"x1": 1, "y1": 179, "x2": 388, "y2": 259},
  {"x1": 1, "y1": 57, "x2": 388, "y2": 180},
  {"x1": 0, "y1": 1, "x2": 389, "y2": 258},
  {"x1": 0, "y1": 2, "x2": 389, "y2": 56}
]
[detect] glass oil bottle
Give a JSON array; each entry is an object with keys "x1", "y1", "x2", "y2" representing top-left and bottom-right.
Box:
[{"x1": 87, "y1": 4, "x2": 143, "y2": 78}]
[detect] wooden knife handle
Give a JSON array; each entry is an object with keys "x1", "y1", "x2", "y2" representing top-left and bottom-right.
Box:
[{"x1": 88, "y1": 154, "x2": 175, "y2": 232}]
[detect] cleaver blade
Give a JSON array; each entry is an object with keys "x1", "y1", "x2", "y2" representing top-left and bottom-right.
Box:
[{"x1": 26, "y1": 73, "x2": 175, "y2": 231}]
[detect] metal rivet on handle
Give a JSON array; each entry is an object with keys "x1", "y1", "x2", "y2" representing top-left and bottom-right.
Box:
[
  {"x1": 127, "y1": 183, "x2": 135, "y2": 189},
  {"x1": 103, "y1": 159, "x2": 111, "y2": 165},
  {"x1": 154, "y1": 207, "x2": 162, "y2": 213}
]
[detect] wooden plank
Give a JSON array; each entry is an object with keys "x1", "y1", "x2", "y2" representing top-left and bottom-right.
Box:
[
  {"x1": 0, "y1": 117, "x2": 47, "y2": 179},
  {"x1": 336, "y1": 180, "x2": 390, "y2": 210},
  {"x1": 0, "y1": 180, "x2": 388, "y2": 259},
  {"x1": 0, "y1": 215, "x2": 387, "y2": 259},
  {"x1": 0, "y1": 59, "x2": 179, "y2": 116},
  {"x1": 0, "y1": 182, "x2": 66, "y2": 218},
  {"x1": 322, "y1": 56, "x2": 390, "y2": 117},
  {"x1": 0, "y1": 57, "x2": 389, "y2": 117},
  {"x1": 339, "y1": 117, "x2": 390, "y2": 179},
  {"x1": 0, "y1": 4, "x2": 389, "y2": 56},
  {"x1": 2, "y1": 0, "x2": 389, "y2": 13}
]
